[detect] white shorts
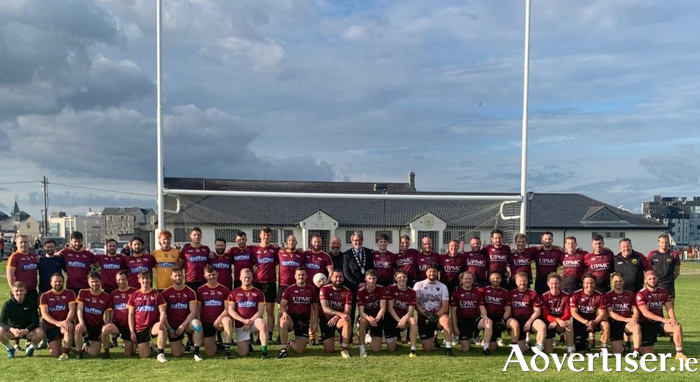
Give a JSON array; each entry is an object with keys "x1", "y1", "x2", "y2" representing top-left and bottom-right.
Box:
[{"x1": 235, "y1": 319, "x2": 262, "y2": 343}]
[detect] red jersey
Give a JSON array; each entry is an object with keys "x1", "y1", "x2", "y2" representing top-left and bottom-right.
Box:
[
  {"x1": 304, "y1": 250, "x2": 332, "y2": 280},
  {"x1": 110, "y1": 287, "x2": 137, "y2": 327},
  {"x1": 372, "y1": 251, "x2": 397, "y2": 284},
  {"x1": 561, "y1": 250, "x2": 587, "y2": 284},
  {"x1": 484, "y1": 244, "x2": 511, "y2": 275},
  {"x1": 570, "y1": 290, "x2": 605, "y2": 321},
  {"x1": 228, "y1": 287, "x2": 265, "y2": 328},
  {"x1": 278, "y1": 249, "x2": 305, "y2": 287},
  {"x1": 386, "y1": 285, "x2": 416, "y2": 317},
  {"x1": 509, "y1": 248, "x2": 535, "y2": 281},
  {"x1": 416, "y1": 252, "x2": 439, "y2": 281},
  {"x1": 161, "y1": 286, "x2": 197, "y2": 328},
  {"x1": 96, "y1": 254, "x2": 125, "y2": 291},
  {"x1": 438, "y1": 254, "x2": 465, "y2": 286},
  {"x1": 319, "y1": 284, "x2": 352, "y2": 318},
  {"x1": 182, "y1": 245, "x2": 211, "y2": 283},
  {"x1": 357, "y1": 285, "x2": 387, "y2": 316},
  {"x1": 208, "y1": 253, "x2": 234, "y2": 290},
  {"x1": 450, "y1": 287, "x2": 484, "y2": 319},
  {"x1": 605, "y1": 290, "x2": 636, "y2": 319},
  {"x1": 480, "y1": 286, "x2": 511, "y2": 318},
  {"x1": 8, "y1": 252, "x2": 39, "y2": 291},
  {"x1": 463, "y1": 251, "x2": 489, "y2": 285},
  {"x1": 39, "y1": 289, "x2": 76, "y2": 328},
  {"x1": 196, "y1": 284, "x2": 229, "y2": 324},
  {"x1": 124, "y1": 254, "x2": 156, "y2": 288},
  {"x1": 583, "y1": 250, "x2": 614, "y2": 286},
  {"x1": 253, "y1": 245, "x2": 278, "y2": 283},
  {"x1": 227, "y1": 246, "x2": 256, "y2": 283},
  {"x1": 282, "y1": 284, "x2": 318, "y2": 321},
  {"x1": 128, "y1": 289, "x2": 165, "y2": 332},
  {"x1": 636, "y1": 287, "x2": 669, "y2": 322},
  {"x1": 395, "y1": 249, "x2": 419, "y2": 280},
  {"x1": 540, "y1": 291, "x2": 571, "y2": 322},
  {"x1": 510, "y1": 288, "x2": 540, "y2": 320},
  {"x1": 534, "y1": 248, "x2": 562, "y2": 279},
  {"x1": 61, "y1": 249, "x2": 96, "y2": 289},
  {"x1": 77, "y1": 289, "x2": 112, "y2": 327}
]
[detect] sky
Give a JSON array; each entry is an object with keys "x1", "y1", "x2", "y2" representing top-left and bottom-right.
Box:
[{"x1": 1, "y1": 0, "x2": 699, "y2": 220}]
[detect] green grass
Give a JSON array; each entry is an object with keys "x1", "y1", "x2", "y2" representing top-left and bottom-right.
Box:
[{"x1": 1, "y1": 262, "x2": 699, "y2": 381}]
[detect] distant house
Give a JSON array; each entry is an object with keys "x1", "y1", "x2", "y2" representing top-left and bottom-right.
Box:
[
  {"x1": 0, "y1": 202, "x2": 41, "y2": 240},
  {"x1": 101, "y1": 207, "x2": 156, "y2": 246}
]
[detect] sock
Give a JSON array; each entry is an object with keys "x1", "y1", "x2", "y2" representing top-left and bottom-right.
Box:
[
  {"x1": 600, "y1": 343, "x2": 607, "y2": 349},
  {"x1": 281, "y1": 344, "x2": 288, "y2": 351},
  {"x1": 341, "y1": 343, "x2": 348, "y2": 351},
  {"x1": 224, "y1": 343, "x2": 232, "y2": 353},
  {"x1": 410, "y1": 346, "x2": 416, "y2": 351},
  {"x1": 158, "y1": 348, "x2": 164, "y2": 354},
  {"x1": 676, "y1": 346, "x2": 683, "y2": 353},
  {"x1": 567, "y1": 346, "x2": 574, "y2": 353},
  {"x1": 104, "y1": 348, "x2": 110, "y2": 354},
  {"x1": 261, "y1": 345, "x2": 267, "y2": 352},
  {"x1": 633, "y1": 347, "x2": 639, "y2": 353},
  {"x1": 483, "y1": 343, "x2": 489, "y2": 351},
  {"x1": 194, "y1": 346, "x2": 200, "y2": 355},
  {"x1": 359, "y1": 345, "x2": 365, "y2": 351},
  {"x1": 26, "y1": 344, "x2": 35, "y2": 350},
  {"x1": 445, "y1": 341, "x2": 452, "y2": 349}
]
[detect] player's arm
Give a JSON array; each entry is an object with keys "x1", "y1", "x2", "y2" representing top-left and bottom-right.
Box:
[
  {"x1": 450, "y1": 305, "x2": 458, "y2": 333},
  {"x1": 414, "y1": 294, "x2": 426, "y2": 316},
  {"x1": 5, "y1": 258, "x2": 15, "y2": 288},
  {"x1": 226, "y1": 300, "x2": 245, "y2": 324},
  {"x1": 358, "y1": 304, "x2": 368, "y2": 320},
  {"x1": 630, "y1": 305, "x2": 640, "y2": 322},
  {"x1": 376, "y1": 299, "x2": 387, "y2": 321},
  {"x1": 279, "y1": 297, "x2": 290, "y2": 320},
  {"x1": 320, "y1": 299, "x2": 344, "y2": 318},
  {"x1": 569, "y1": 306, "x2": 587, "y2": 324},
  {"x1": 674, "y1": 253, "x2": 681, "y2": 280},
  {"x1": 158, "y1": 303, "x2": 168, "y2": 329},
  {"x1": 40, "y1": 304, "x2": 58, "y2": 326},
  {"x1": 664, "y1": 301, "x2": 678, "y2": 324},
  {"x1": 636, "y1": 298, "x2": 669, "y2": 323},
  {"x1": 607, "y1": 307, "x2": 630, "y2": 323},
  {"x1": 250, "y1": 302, "x2": 265, "y2": 323},
  {"x1": 310, "y1": 303, "x2": 318, "y2": 333},
  {"x1": 182, "y1": 300, "x2": 198, "y2": 330},
  {"x1": 0, "y1": 303, "x2": 11, "y2": 331},
  {"x1": 128, "y1": 305, "x2": 136, "y2": 336},
  {"x1": 503, "y1": 305, "x2": 512, "y2": 321},
  {"x1": 104, "y1": 308, "x2": 113, "y2": 325},
  {"x1": 387, "y1": 300, "x2": 401, "y2": 321},
  {"x1": 75, "y1": 301, "x2": 86, "y2": 331},
  {"x1": 593, "y1": 307, "x2": 606, "y2": 325},
  {"x1": 526, "y1": 306, "x2": 540, "y2": 327}
]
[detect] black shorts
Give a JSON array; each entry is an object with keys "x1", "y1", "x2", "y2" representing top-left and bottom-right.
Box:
[
  {"x1": 534, "y1": 278, "x2": 549, "y2": 296},
  {"x1": 488, "y1": 315, "x2": 505, "y2": 339},
  {"x1": 383, "y1": 316, "x2": 404, "y2": 340},
  {"x1": 254, "y1": 282, "x2": 277, "y2": 303},
  {"x1": 561, "y1": 278, "x2": 580, "y2": 296},
  {"x1": 545, "y1": 321, "x2": 566, "y2": 340},
  {"x1": 640, "y1": 321, "x2": 660, "y2": 347},
  {"x1": 85, "y1": 325, "x2": 102, "y2": 342},
  {"x1": 319, "y1": 315, "x2": 342, "y2": 341},
  {"x1": 417, "y1": 317, "x2": 437, "y2": 340},
  {"x1": 168, "y1": 331, "x2": 185, "y2": 343},
  {"x1": 290, "y1": 314, "x2": 310, "y2": 339},
  {"x1": 136, "y1": 329, "x2": 154, "y2": 344},
  {"x1": 46, "y1": 326, "x2": 65, "y2": 342},
  {"x1": 513, "y1": 318, "x2": 533, "y2": 342},
  {"x1": 365, "y1": 318, "x2": 384, "y2": 338},
  {"x1": 202, "y1": 322, "x2": 218, "y2": 338},
  {"x1": 457, "y1": 317, "x2": 481, "y2": 340},
  {"x1": 573, "y1": 319, "x2": 600, "y2": 351},
  {"x1": 114, "y1": 322, "x2": 132, "y2": 342},
  {"x1": 185, "y1": 281, "x2": 206, "y2": 293},
  {"x1": 609, "y1": 319, "x2": 628, "y2": 342},
  {"x1": 276, "y1": 285, "x2": 290, "y2": 304}
]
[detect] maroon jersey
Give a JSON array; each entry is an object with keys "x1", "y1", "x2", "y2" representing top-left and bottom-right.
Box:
[
  {"x1": 124, "y1": 254, "x2": 156, "y2": 288},
  {"x1": 61, "y1": 249, "x2": 96, "y2": 289},
  {"x1": 110, "y1": 287, "x2": 137, "y2": 326},
  {"x1": 228, "y1": 287, "x2": 265, "y2": 328},
  {"x1": 208, "y1": 254, "x2": 234, "y2": 289},
  {"x1": 534, "y1": 248, "x2": 562, "y2": 279},
  {"x1": 77, "y1": 289, "x2": 112, "y2": 327},
  {"x1": 636, "y1": 287, "x2": 669, "y2": 322},
  {"x1": 253, "y1": 246, "x2": 278, "y2": 283},
  {"x1": 484, "y1": 244, "x2": 511, "y2": 275},
  {"x1": 386, "y1": 285, "x2": 416, "y2": 317},
  {"x1": 128, "y1": 289, "x2": 165, "y2": 332},
  {"x1": 570, "y1": 290, "x2": 605, "y2": 321},
  {"x1": 39, "y1": 289, "x2": 76, "y2": 328},
  {"x1": 395, "y1": 249, "x2": 419, "y2": 280},
  {"x1": 8, "y1": 252, "x2": 39, "y2": 291},
  {"x1": 357, "y1": 285, "x2": 387, "y2": 317},
  {"x1": 480, "y1": 286, "x2": 511, "y2": 318},
  {"x1": 509, "y1": 248, "x2": 535, "y2": 281},
  {"x1": 278, "y1": 249, "x2": 305, "y2": 287},
  {"x1": 561, "y1": 250, "x2": 587, "y2": 284},
  {"x1": 196, "y1": 284, "x2": 229, "y2": 324},
  {"x1": 450, "y1": 287, "x2": 484, "y2": 319},
  {"x1": 540, "y1": 291, "x2": 571, "y2": 322},
  {"x1": 182, "y1": 245, "x2": 211, "y2": 283},
  {"x1": 304, "y1": 250, "x2": 332, "y2": 280},
  {"x1": 583, "y1": 250, "x2": 614, "y2": 286},
  {"x1": 319, "y1": 284, "x2": 352, "y2": 318},
  {"x1": 463, "y1": 251, "x2": 489, "y2": 285},
  {"x1": 227, "y1": 246, "x2": 256, "y2": 283},
  {"x1": 605, "y1": 290, "x2": 636, "y2": 319},
  {"x1": 161, "y1": 286, "x2": 197, "y2": 328},
  {"x1": 372, "y1": 251, "x2": 397, "y2": 284},
  {"x1": 510, "y1": 288, "x2": 541, "y2": 320},
  {"x1": 416, "y1": 252, "x2": 439, "y2": 281},
  {"x1": 439, "y1": 254, "x2": 465, "y2": 286},
  {"x1": 96, "y1": 254, "x2": 125, "y2": 291},
  {"x1": 282, "y1": 284, "x2": 318, "y2": 321}
]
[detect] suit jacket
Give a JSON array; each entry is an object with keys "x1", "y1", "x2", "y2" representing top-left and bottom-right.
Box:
[{"x1": 342, "y1": 247, "x2": 374, "y2": 291}]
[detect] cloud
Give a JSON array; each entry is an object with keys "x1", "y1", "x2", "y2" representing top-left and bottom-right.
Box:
[
  {"x1": 341, "y1": 25, "x2": 366, "y2": 40},
  {"x1": 21, "y1": 191, "x2": 155, "y2": 210}
]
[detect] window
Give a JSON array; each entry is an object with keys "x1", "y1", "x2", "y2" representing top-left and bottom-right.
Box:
[
  {"x1": 253, "y1": 229, "x2": 279, "y2": 244},
  {"x1": 346, "y1": 230, "x2": 363, "y2": 244},
  {"x1": 173, "y1": 228, "x2": 187, "y2": 243},
  {"x1": 283, "y1": 229, "x2": 294, "y2": 241},
  {"x1": 591, "y1": 231, "x2": 625, "y2": 240},
  {"x1": 215, "y1": 228, "x2": 241, "y2": 243},
  {"x1": 375, "y1": 230, "x2": 393, "y2": 244}
]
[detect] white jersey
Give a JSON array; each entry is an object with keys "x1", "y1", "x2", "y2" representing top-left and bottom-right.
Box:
[{"x1": 414, "y1": 279, "x2": 449, "y2": 314}]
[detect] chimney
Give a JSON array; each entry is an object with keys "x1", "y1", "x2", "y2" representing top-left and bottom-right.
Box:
[{"x1": 408, "y1": 172, "x2": 415, "y2": 188}]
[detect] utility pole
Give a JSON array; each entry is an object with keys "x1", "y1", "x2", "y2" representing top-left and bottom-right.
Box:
[{"x1": 42, "y1": 177, "x2": 49, "y2": 237}]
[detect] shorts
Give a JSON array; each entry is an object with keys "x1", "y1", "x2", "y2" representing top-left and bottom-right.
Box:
[
  {"x1": 658, "y1": 283, "x2": 675, "y2": 299},
  {"x1": 383, "y1": 316, "x2": 404, "y2": 340},
  {"x1": 254, "y1": 282, "x2": 277, "y2": 303},
  {"x1": 364, "y1": 318, "x2": 384, "y2": 338},
  {"x1": 640, "y1": 321, "x2": 660, "y2": 347},
  {"x1": 168, "y1": 330, "x2": 185, "y2": 343},
  {"x1": 115, "y1": 322, "x2": 132, "y2": 342},
  {"x1": 276, "y1": 285, "x2": 290, "y2": 304},
  {"x1": 534, "y1": 278, "x2": 549, "y2": 296},
  {"x1": 573, "y1": 319, "x2": 600, "y2": 351},
  {"x1": 185, "y1": 281, "x2": 206, "y2": 292},
  {"x1": 235, "y1": 325, "x2": 259, "y2": 343},
  {"x1": 545, "y1": 321, "x2": 566, "y2": 340},
  {"x1": 609, "y1": 319, "x2": 627, "y2": 342},
  {"x1": 561, "y1": 278, "x2": 580, "y2": 296},
  {"x1": 46, "y1": 326, "x2": 65, "y2": 342},
  {"x1": 319, "y1": 315, "x2": 342, "y2": 341},
  {"x1": 417, "y1": 317, "x2": 437, "y2": 340},
  {"x1": 136, "y1": 329, "x2": 154, "y2": 344},
  {"x1": 457, "y1": 317, "x2": 481, "y2": 340},
  {"x1": 202, "y1": 322, "x2": 219, "y2": 338},
  {"x1": 85, "y1": 325, "x2": 102, "y2": 342},
  {"x1": 488, "y1": 315, "x2": 505, "y2": 339},
  {"x1": 513, "y1": 318, "x2": 532, "y2": 342},
  {"x1": 290, "y1": 314, "x2": 310, "y2": 339}
]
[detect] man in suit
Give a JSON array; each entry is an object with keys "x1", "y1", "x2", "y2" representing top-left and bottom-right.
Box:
[{"x1": 342, "y1": 231, "x2": 374, "y2": 343}]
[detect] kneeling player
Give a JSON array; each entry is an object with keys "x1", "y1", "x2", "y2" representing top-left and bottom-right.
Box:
[
  {"x1": 127, "y1": 271, "x2": 168, "y2": 362},
  {"x1": 75, "y1": 271, "x2": 111, "y2": 359},
  {"x1": 102, "y1": 270, "x2": 136, "y2": 357},
  {"x1": 605, "y1": 272, "x2": 640, "y2": 358},
  {"x1": 319, "y1": 270, "x2": 352, "y2": 358},
  {"x1": 570, "y1": 273, "x2": 609, "y2": 354},
  {"x1": 636, "y1": 270, "x2": 688, "y2": 360},
  {"x1": 39, "y1": 273, "x2": 76, "y2": 360},
  {"x1": 480, "y1": 272, "x2": 511, "y2": 352},
  {"x1": 450, "y1": 271, "x2": 492, "y2": 355},
  {"x1": 540, "y1": 273, "x2": 573, "y2": 354},
  {"x1": 0, "y1": 282, "x2": 43, "y2": 358},
  {"x1": 162, "y1": 268, "x2": 203, "y2": 361},
  {"x1": 197, "y1": 265, "x2": 233, "y2": 358},
  {"x1": 415, "y1": 263, "x2": 453, "y2": 356},
  {"x1": 279, "y1": 267, "x2": 318, "y2": 358},
  {"x1": 357, "y1": 270, "x2": 387, "y2": 357},
  {"x1": 228, "y1": 268, "x2": 268, "y2": 359},
  {"x1": 385, "y1": 270, "x2": 418, "y2": 357},
  {"x1": 507, "y1": 272, "x2": 546, "y2": 352}
]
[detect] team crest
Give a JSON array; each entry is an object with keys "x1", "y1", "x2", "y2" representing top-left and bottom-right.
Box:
[
  {"x1": 666, "y1": 258, "x2": 673, "y2": 264},
  {"x1": 436, "y1": 287, "x2": 440, "y2": 291},
  {"x1": 631, "y1": 258, "x2": 638, "y2": 265},
  {"x1": 523, "y1": 296, "x2": 529, "y2": 302}
]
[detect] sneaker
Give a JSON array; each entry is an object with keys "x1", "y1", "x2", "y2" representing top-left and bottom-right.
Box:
[
  {"x1": 25, "y1": 346, "x2": 35, "y2": 357},
  {"x1": 7, "y1": 348, "x2": 15, "y2": 359},
  {"x1": 359, "y1": 347, "x2": 368, "y2": 357},
  {"x1": 76, "y1": 352, "x2": 84, "y2": 360},
  {"x1": 482, "y1": 348, "x2": 492, "y2": 356},
  {"x1": 101, "y1": 352, "x2": 110, "y2": 360},
  {"x1": 58, "y1": 353, "x2": 69, "y2": 361},
  {"x1": 13, "y1": 344, "x2": 23, "y2": 352},
  {"x1": 261, "y1": 352, "x2": 268, "y2": 360},
  {"x1": 444, "y1": 348, "x2": 454, "y2": 357},
  {"x1": 409, "y1": 350, "x2": 417, "y2": 358},
  {"x1": 364, "y1": 334, "x2": 372, "y2": 345},
  {"x1": 157, "y1": 353, "x2": 168, "y2": 363},
  {"x1": 184, "y1": 341, "x2": 193, "y2": 352},
  {"x1": 224, "y1": 352, "x2": 232, "y2": 360},
  {"x1": 194, "y1": 354, "x2": 203, "y2": 362},
  {"x1": 675, "y1": 353, "x2": 689, "y2": 361},
  {"x1": 277, "y1": 351, "x2": 288, "y2": 359},
  {"x1": 340, "y1": 350, "x2": 350, "y2": 359},
  {"x1": 497, "y1": 338, "x2": 505, "y2": 347},
  {"x1": 37, "y1": 340, "x2": 48, "y2": 350}
]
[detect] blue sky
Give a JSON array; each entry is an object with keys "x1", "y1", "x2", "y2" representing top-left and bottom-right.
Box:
[{"x1": 1, "y1": 0, "x2": 699, "y2": 219}]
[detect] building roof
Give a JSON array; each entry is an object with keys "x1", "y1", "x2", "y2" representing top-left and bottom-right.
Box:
[
  {"x1": 0, "y1": 211, "x2": 32, "y2": 231},
  {"x1": 102, "y1": 207, "x2": 154, "y2": 216},
  {"x1": 164, "y1": 177, "x2": 417, "y2": 194}
]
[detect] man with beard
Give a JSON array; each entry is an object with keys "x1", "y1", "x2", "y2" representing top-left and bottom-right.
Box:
[
  {"x1": 278, "y1": 267, "x2": 318, "y2": 358},
  {"x1": 153, "y1": 230, "x2": 182, "y2": 291},
  {"x1": 584, "y1": 235, "x2": 615, "y2": 293},
  {"x1": 439, "y1": 239, "x2": 465, "y2": 295},
  {"x1": 0, "y1": 281, "x2": 43, "y2": 358},
  {"x1": 182, "y1": 227, "x2": 212, "y2": 292},
  {"x1": 102, "y1": 270, "x2": 137, "y2": 355},
  {"x1": 304, "y1": 235, "x2": 333, "y2": 283},
  {"x1": 372, "y1": 234, "x2": 396, "y2": 287},
  {"x1": 127, "y1": 271, "x2": 168, "y2": 362},
  {"x1": 328, "y1": 237, "x2": 344, "y2": 272},
  {"x1": 540, "y1": 273, "x2": 573, "y2": 354},
  {"x1": 74, "y1": 271, "x2": 112, "y2": 359},
  {"x1": 342, "y1": 231, "x2": 373, "y2": 343},
  {"x1": 161, "y1": 268, "x2": 202, "y2": 361},
  {"x1": 227, "y1": 232, "x2": 255, "y2": 289},
  {"x1": 636, "y1": 270, "x2": 688, "y2": 360},
  {"x1": 395, "y1": 235, "x2": 419, "y2": 287},
  {"x1": 209, "y1": 238, "x2": 234, "y2": 290},
  {"x1": 278, "y1": 235, "x2": 305, "y2": 304},
  {"x1": 570, "y1": 273, "x2": 609, "y2": 354},
  {"x1": 647, "y1": 234, "x2": 680, "y2": 308},
  {"x1": 414, "y1": 263, "x2": 453, "y2": 356},
  {"x1": 197, "y1": 265, "x2": 233, "y2": 359},
  {"x1": 463, "y1": 237, "x2": 489, "y2": 288},
  {"x1": 385, "y1": 269, "x2": 418, "y2": 357},
  {"x1": 533, "y1": 232, "x2": 563, "y2": 296},
  {"x1": 605, "y1": 272, "x2": 640, "y2": 358},
  {"x1": 38, "y1": 239, "x2": 65, "y2": 295},
  {"x1": 96, "y1": 239, "x2": 125, "y2": 294},
  {"x1": 59, "y1": 231, "x2": 98, "y2": 296},
  {"x1": 561, "y1": 236, "x2": 587, "y2": 295},
  {"x1": 415, "y1": 237, "x2": 439, "y2": 282},
  {"x1": 509, "y1": 233, "x2": 536, "y2": 291},
  {"x1": 479, "y1": 272, "x2": 511, "y2": 351},
  {"x1": 507, "y1": 272, "x2": 546, "y2": 353},
  {"x1": 357, "y1": 270, "x2": 387, "y2": 357},
  {"x1": 319, "y1": 270, "x2": 353, "y2": 358},
  {"x1": 39, "y1": 273, "x2": 76, "y2": 360},
  {"x1": 451, "y1": 271, "x2": 492, "y2": 355},
  {"x1": 483, "y1": 229, "x2": 510, "y2": 289},
  {"x1": 228, "y1": 268, "x2": 269, "y2": 359},
  {"x1": 124, "y1": 237, "x2": 156, "y2": 289}
]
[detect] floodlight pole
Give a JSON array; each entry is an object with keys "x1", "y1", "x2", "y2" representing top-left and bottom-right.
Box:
[
  {"x1": 519, "y1": 0, "x2": 531, "y2": 234},
  {"x1": 156, "y1": 0, "x2": 165, "y2": 234}
]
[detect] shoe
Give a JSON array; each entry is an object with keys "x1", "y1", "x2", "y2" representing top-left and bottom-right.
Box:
[
  {"x1": 7, "y1": 348, "x2": 15, "y2": 359},
  {"x1": 194, "y1": 354, "x2": 203, "y2": 362},
  {"x1": 364, "y1": 334, "x2": 372, "y2": 345},
  {"x1": 631, "y1": 351, "x2": 639, "y2": 359},
  {"x1": 76, "y1": 352, "x2": 84, "y2": 360},
  {"x1": 184, "y1": 341, "x2": 193, "y2": 352},
  {"x1": 277, "y1": 351, "x2": 288, "y2": 359},
  {"x1": 224, "y1": 352, "x2": 232, "y2": 360},
  {"x1": 623, "y1": 342, "x2": 631, "y2": 352},
  {"x1": 359, "y1": 347, "x2": 367, "y2": 357},
  {"x1": 101, "y1": 352, "x2": 110, "y2": 359},
  {"x1": 157, "y1": 353, "x2": 168, "y2": 363},
  {"x1": 444, "y1": 348, "x2": 454, "y2": 357},
  {"x1": 497, "y1": 338, "x2": 505, "y2": 347},
  {"x1": 248, "y1": 343, "x2": 254, "y2": 353},
  {"x1": 58, "y1": 353, "x2": 69, "y2": 361},
  {"x1": 25, "y1": 346, "x2": 35, "y2": 357},
  {"x1": 434, "y1": 337, "x2": 441, "y2": 349},
  {"x1": 340, "y1": 350, "x2": 350, "y2": 359},
  {"x1": 37, "y1": 340, "x2": 48, "y2": 350},
  {"x1": 675, "y1": 353, "x2": 689, "y2": 361},
  {"x1": 483, "y1": 348, "x2": 492, "y2": 356},
  {"x1": 110, "y1": 340, "x2": 119, "y2": 349},
  {"x1": 13, "y1": 344, "x2": 23, "y2": 352},
  {"x1": 409, "y1": 350, "x2": 417, "y2": 358},
  {"x1": 261, "y1": 351, "x2": 268, "y2": 360}
]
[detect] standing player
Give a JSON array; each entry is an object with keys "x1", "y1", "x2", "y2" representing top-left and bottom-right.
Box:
[
  {"x1": 304, "y1": 235, "x2": 333, "y2": 283},
  {"x1": 96, "y1": 239, "x2": 125, "y2": 293},
  {"x1": 182, "y1": 227, "x2": 212, "y2": 292},
  {"x1": 480, "y1": 272, "x2": 511, "y2": 351},
  {"x1": 372, "y1": 233, "x2": 396, "y2": 287},
  {"x1": 415, "y1": 237, "x2": 439, "y2": 282},
  {"x1": 584, "y1": 235, "x2": 615, "y2": 293},
  {"x1": 450, "y1": 271, "x2": 492, "y2": 355},
  {"x1": 636, "y1": 270, "x2": 688, "y2": 360},
  {"x1": 509, "y1": 233, "x2": 535, "y2": 290},
  {"x1": 124, "y1": 237, "x2": 156, "y2": 289},
  {"x1": 127, "y1": 271, "x2": 168, "y2": 362},
  {"x1": 278, "y1": 267, "x2": 318, "y2": 358},
  {"x1": 0, "y1": 282, "x2": 43, "y2": 358},
  {"x1": 228, "y1": 268, "x2": 268, "y2": 359},
  {"x1": 463, "y1": 236, "x2": 489, "y2": 288},
  {"x1": 161, "y1": 268, "x2": 202, "y2": 361},
  {"x1": 39, "y1": 273, "x2": 76, "y2": 360},
  {"x1": 278, "y1": 235, "x2": 305, "y2": 302},
  {"x1": 647, "y1": 234, "x2": 680, "y2": 308},
  {"x1": 228, "y1": 232, "x2": 255, "y2": 289},
  {"x1": 38, "y1": 239, "x2": 65, "y2": 295},
  {"x1": 561, "y1": 236, "x2": 587, "y2": 295},
  {"x1": 74, "y1": 271, "x2": 111, "y2": 359},
  {"x1": 319, "y1": 270, "x2": 353, "y2": 358},
  {"x1": 507, "y1": 272, "x2": 546, "y2": 353},
  {"x1": 395, "y1": 235, "x2": 419, "y2": 287},
  {"x1": 605, "y1": 272, "x2": 640, "y2": 358},
  {"x1": 103, "y1": 270, "x2": 137, "y2": 355},
  {"x1": 210, "y1": 238, "x2": 234, "y2": 290},
  {"x1": 385, "y1": 270, "x2": 418, "y2": 356},
  {"x1": 414, "y1": 263, "x2": 453, "y2": 356},
  {"x1": 60, "y1": 231, "x2": 97, "y2": 296},
  {"x1": 533, "y1": 232, "x2": 563, "y2": 296},
  {"x1": 570, "y1": 273, "x2": 609, "y2": 354},
  {"x1": 153, "y1": 230, "x2": 182, "y2": 291},
  {"x1": 6, "y1": 235, "x2": 39, "y2": 307},
  {"x1": 540, "y1": 273, "x2": 573, "y2": 354},
  {"x1": 253, "y1": 227, "x2": 279, "y2": 344},
  {"x1": 483, "y1": 229, "x2": 511, "y2": 288},
  {"x1": 197, "y1": 265, "x2": 233, "y2": 358},
  {"x1": 439, "y1": 239, "x2": 465, "y2": 294},
  {"x1": 328, "y1": 237, "x2": 344, "y2": 272},
  {"x1": 614, "y1": 238, "x2": 651, "y2": 293},
  {"x1": 357, "y1": 270, "x2": 387, "y2": 357}
]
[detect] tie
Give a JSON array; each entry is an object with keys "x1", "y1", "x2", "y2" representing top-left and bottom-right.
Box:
[{"x1": 356, "y1": 249, "x2": 363, "y2": 264}]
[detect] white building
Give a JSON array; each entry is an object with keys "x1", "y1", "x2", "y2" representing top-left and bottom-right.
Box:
[{"x1": 49, "y1": 211, "x2": 102, "y2": 244}]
